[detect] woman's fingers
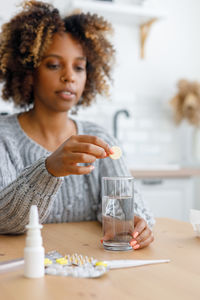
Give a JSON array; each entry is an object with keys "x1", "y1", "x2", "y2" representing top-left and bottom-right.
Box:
[
  {"x1": 62, "y1": 135, "x2": 112, "y2": 159},
  {"x1": 75, "y1": 135, "x2": 111, "y2": 155},
  {"x1": 46, "y1": 134, "x2": 113, "y2": 177},
  {"x1": 101, "y1": 215, "x2": 154, "y2": 250},
  {"x1": 135, "y1": 226, "x2": 152, "y2": 244},
  {"x1": 138, "y1": 232, "x2": 154, "y2": 249},
  {"x1": 129, "y1": 216, "x2": 154, "y2": 250},
  {"x1": 68, "y1": 164, "x2": 95, "y2": 175},
  {"x1": 71, "y1": 142, "x2": 107, "y2": 158},
  {"x1": 130, "y1": 227, "x2": 153, "y2": 249},
  {"x1": 133, "y1": 216, "x2": 147, "y2": 236},
  {"x1": 70, "y1": 152, "x2": 97, "y2": 164},
  {"x1": 131, "y1": 232, "x2": 154, "y2": 249},
  {"x1": 101, "y1": 232, "x2": 113, "y2": 242}
]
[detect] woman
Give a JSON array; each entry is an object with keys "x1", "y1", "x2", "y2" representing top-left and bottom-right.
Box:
[{"x1": 0, "y1": 0, "x2": 154, "y2": 249}]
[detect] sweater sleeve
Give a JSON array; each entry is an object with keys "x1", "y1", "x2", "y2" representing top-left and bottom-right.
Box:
[
  {"x1": 0, "y1": 141, "x2": 63, "y2": 234},
  {"x1": 95, "y1": 129, "x2": 155, "y2": 229}
]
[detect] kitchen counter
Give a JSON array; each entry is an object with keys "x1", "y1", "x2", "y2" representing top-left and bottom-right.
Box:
[
  {"x1": 130, "y1": 167, "x2": 200, "y2": 178},
  {"x1": 130, "y1": 166, "x2": 200, "y2": 221},
  {"x1": 0, "y1": 219, "x2": 200, "y2": 300}
]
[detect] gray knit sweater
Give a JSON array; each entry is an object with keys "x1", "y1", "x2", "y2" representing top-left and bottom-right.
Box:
[{"x1": 0, "y1": 114, "x2": 155, "y2": 234}]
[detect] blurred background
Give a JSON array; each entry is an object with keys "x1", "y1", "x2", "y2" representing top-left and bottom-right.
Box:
[{"x1": 1, "y1": 0, "x2": 200, "y2": 221}]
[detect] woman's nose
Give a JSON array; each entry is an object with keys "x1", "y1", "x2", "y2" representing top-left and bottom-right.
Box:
[{"x1": 60, "y1": 68, "x2": 75, "y2": 83}]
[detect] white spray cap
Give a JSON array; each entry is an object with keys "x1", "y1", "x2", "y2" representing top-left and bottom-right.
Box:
[
  {"x1": 25, "y1": 205, "x2": 43, "y2": 247},
  {"x1": 26, "y1": 205, "x2": 42, "y2": 230},
  {"x1": 24, "y1": 205, "x2": 45, "y2": 278}
]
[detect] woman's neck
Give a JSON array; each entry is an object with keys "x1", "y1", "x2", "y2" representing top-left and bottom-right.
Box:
[{"x1": 18, "y1": 108, "x2": 77, "y2": 152}]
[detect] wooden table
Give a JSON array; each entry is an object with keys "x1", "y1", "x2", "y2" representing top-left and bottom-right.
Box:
[{"x1": 0, "y1": 218, "x2": 200, "y2": 300}]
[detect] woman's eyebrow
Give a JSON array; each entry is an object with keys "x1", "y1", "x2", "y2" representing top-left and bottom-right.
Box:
[
  {"x1": 43, "y1": 54, "x2": 86, "y2": 61},
  {"x1": 76, "y1": 57, "x2": 87, "y2": 61},
  {"x1": 43, "y1": 54, "x2": 61, "y2": 59}
]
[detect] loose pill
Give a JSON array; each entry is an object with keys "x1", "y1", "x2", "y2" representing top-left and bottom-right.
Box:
[{"x1": 109, "y1": 146, "x2": 122, "y2": 160}]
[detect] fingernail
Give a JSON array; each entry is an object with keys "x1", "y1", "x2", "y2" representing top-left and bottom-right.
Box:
[
  {"x1": 130, "y1": 240, "x2": 137, "y2": 246},
  {"x1": 133, "y1": 244, "x2": 140, "y2": 250},
  {"x1": 133, "y1": 232, "x2": 139, "y2": 239},
  {"x1": 109, "y1": 148, "x2": 114, "y2": 154},
  {"x1": 90, "y1": 165, "x2": 95, "y2": 171}
]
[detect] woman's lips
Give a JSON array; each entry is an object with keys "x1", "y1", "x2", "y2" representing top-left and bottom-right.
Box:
[{"x1": 56, "y1": 90, "x2": 76, "y2": 101}]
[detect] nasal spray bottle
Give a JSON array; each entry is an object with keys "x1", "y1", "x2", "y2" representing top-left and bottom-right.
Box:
[{"x1": 24, "y1": 205, "x2": 45, "y2": 278}]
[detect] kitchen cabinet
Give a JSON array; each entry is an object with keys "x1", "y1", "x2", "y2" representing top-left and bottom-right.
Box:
[{"x1": 135, "y1": 177, "x2": 195, "y2": 222}]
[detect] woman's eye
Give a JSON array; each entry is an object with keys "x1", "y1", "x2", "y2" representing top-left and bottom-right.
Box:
[
  {"x1": 47, "y1": 64, "x2": 60, "y2": 70},
  {"x1": 75, "y1": 66, "x2": 85, "y2": 72}
]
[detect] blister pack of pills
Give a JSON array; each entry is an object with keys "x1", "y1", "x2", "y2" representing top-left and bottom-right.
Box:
[{"x1": 44, "y1": 251, "x2": 108, "y2": 278}]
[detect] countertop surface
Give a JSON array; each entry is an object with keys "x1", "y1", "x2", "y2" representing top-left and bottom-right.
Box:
[
  {"x1": 0, "y1": 219, "x2": 200, "y2": 300},
  {"x1": 130, "y1": 165, "x2": 200, "y2": 178}
]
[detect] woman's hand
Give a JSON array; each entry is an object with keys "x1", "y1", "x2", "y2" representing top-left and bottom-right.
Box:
[
  {"x1": 45, "y1": 135, "x2": 111, "y2": 177},
  {"x1": 101, "y1": 215, "x2": 154, "y2": 250},
  {"x1": 129, "y1": 216, "x2": 154, "y2": 250}
]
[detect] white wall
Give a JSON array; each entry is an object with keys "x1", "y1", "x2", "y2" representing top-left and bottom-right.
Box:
[
  {"x1": 1, "y1": 0, "x2": 200, "y2": 167},
  {"x1": 75, "y1": 0, "x2": 200, "y2": 167}
]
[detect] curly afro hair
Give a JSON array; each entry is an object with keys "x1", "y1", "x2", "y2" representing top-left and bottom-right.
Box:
[{"x1": 0, "y1": 0, "x2": 115, "y2": 109}]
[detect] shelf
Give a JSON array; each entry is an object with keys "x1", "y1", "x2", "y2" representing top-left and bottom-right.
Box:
[
  {"x1": 69, "y1": 0, "x2": 166, "y2": 58},
  {"x1": 70, "y1": 0, "x2": 166, "y2": 26}
]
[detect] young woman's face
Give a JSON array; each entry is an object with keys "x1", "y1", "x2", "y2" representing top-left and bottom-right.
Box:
[{"x1": 33, "y1": 32, "x2": 87, "y2": 113}]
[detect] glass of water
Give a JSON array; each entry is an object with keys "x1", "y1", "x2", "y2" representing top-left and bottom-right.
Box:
[{"x1": 102, "y1": 176, "x2": 134, "y2": 251}]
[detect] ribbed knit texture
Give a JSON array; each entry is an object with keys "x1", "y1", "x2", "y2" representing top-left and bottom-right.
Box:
[{"x1": 0, "y1": 114, "x2": 155, "y2": 234}]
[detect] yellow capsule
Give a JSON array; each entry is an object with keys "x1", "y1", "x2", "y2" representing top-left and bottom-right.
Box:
[
  {"x1": 95, "y1": 261, "x2": 108, "y2": 267},
  {"x1": 56, "y1": 257, "x2": 68, "y2": 265},
  {"x1": 44, "y1": 258, "x2": 52, "y2": 266},
  {"x1": 79, "y1": 260, "x2": 84, "y2": 265},
  {"x1": 56, "y1": 257, "x2": 63, "y2": 262}
]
